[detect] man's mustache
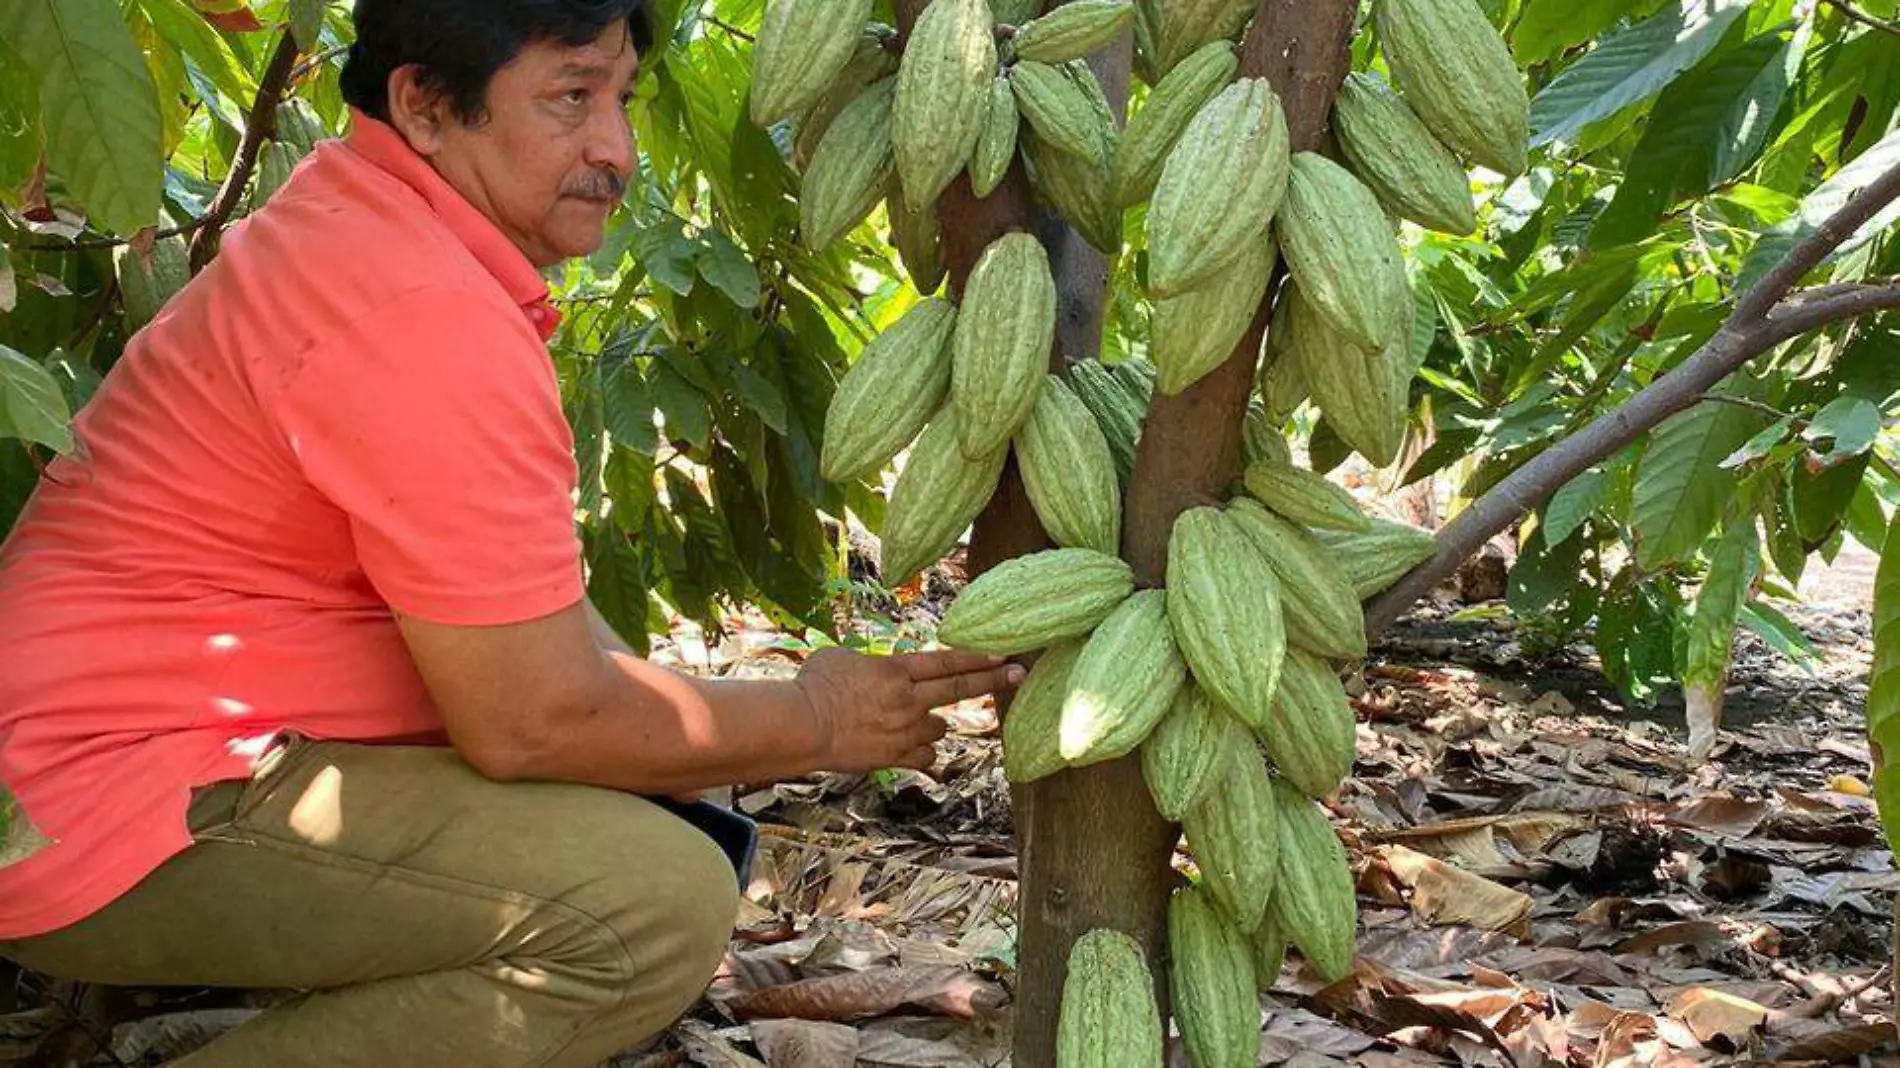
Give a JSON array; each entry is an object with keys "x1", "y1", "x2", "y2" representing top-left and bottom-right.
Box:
[{"x1": 564, "y1": 170, "x2": 627, "y2": 201}]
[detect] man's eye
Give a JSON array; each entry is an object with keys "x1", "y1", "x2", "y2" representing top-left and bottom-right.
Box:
[{"x1": 563, "y1": 89, "x2": 588, "y2": 105}]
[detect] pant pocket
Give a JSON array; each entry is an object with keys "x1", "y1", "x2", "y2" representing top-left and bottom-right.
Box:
[{"x1": 186, "y1": 731, "x2": 309, "y2": 839}]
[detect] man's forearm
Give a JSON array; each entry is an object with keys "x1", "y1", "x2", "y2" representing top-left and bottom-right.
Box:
[{"x1": 583, "y1": 598, "x2": 640, "y2": 657}]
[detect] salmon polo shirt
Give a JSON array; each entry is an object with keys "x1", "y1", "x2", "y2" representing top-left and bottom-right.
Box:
[{"x1": 0, "y1": 111, "x2": 588, "y2": 939}]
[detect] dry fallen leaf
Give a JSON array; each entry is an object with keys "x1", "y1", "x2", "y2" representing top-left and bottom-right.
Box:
[
  {"x1": 1666, "y1": 987, "x2": 1768, "y2": 1049},
  {"x1": 724, "y1": 966, "x2": 1006, "y2": 1023},
  {"x1": 1365, "y1": 845, "x2": 1534, "y2": 935},
  {"x1": 747, "y1": 1018, "x2": 857, "y2": 1068}
]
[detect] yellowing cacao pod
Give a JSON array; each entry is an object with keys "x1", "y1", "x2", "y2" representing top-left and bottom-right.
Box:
[
  {"x1": 1151, "y1": 0, "x2": 1253, "y2": 80},
  {"x1": 1376, "y1": 0, "x2": 1529, "y2": 177},
  {"x1": 1141, "y1": 683, "x2": 1247, "y2": 822},
  {"x1": 1057, "y1": 928, "x2": 1165, "y2": 1068},
  {"x1": 1242, "y1": 457, "x2": 1372, "y2": 533},
  {"x1": 800, "y1": 77, "x2": 897, "y2": 251},
  {"x1": 1262, "y1": 648, "x2": 1355, "y2": 799},
  {"x1": 1150, "y1": 235, "x2": 1274, "y2": 396},
  {"x1": 1024, "y1": 129, "x2": 1123, "y2": 254},
  {"x1": 1014, "y1": 0, "x2": 1134, "y2": 64},
  {"x1": 878, "y1": 405, "x2": 1007, "y2": 584},
  {"x1": 1226, "y1": 498, "x2": 1368, "y2": 660},
  {"x1": 1167, "y1": 882, "x2": 1260, "y2": 1068},
  {"x1": 893, "y1": 0, "x2": 997, "y2": 213},
  {"x1": 1112, "y1": 39, "x2": 1236, "y2": 207},
  {"x1": 1147, "y1": 78, "x2": 1289, "y2": 298},
  {"x1": 1166, "y1": 507, "x2": 1287, "y2": 732},
  {"x1": 1011, "y1": 60, "x2": 1113, "y2": 164},
  {"x1": 951, "y1": 231, "x2": 1058, "y2": 458},
  {"x1": 888, "y1": 185, "x2": 946, "y2": 294},
  {"x1": 1333, "y1": 72, "x2": 1476, "y2": 234},
  {"x1": 970, "y1": 76, "x2": 1020, "y2": 199},
  {"x1": 1283, "y1": 283, "x2": 1410, "y2": 468},
  {"x1": 1068, "y1": 359, "x2": 1144, "y2": 490},
  {"x1": 1004, "y1": 639, "x2": 1085, "y2": 783},
  {"x1": 1268, "y1": 777, "x2": 1358, "y2": 982},
  {"x1": 1310, "y1": 518, "x2": 1437, "y2": 598},
  {"x1": 1060, "y1": 589, "x2": 1188, "y2": 765},
  {"x1": 939, "y1": 547, "x2": 1134, "y2": 653},
  {"x1": 820, "y1": 296, "x2": 958, "y2": 483},
  {"x1": 751, "y1": 0, "x2": 878, "y2": 127},
  {"x1": 1017, "y1": 375, "x2": 1123, "y2": 554},
  {"x1": 1275, "y1": 152, "x2": 1406, "y2": 353},
  {"x1": 1183, "y1": 742, "x2": 1278, "y2": 933},
  {"x1": 793, "y1": 27, "x2": 900, "y2": 170},
  {"x1": 1252, "y1": 914, "x2": 1288, "y2": 991}
]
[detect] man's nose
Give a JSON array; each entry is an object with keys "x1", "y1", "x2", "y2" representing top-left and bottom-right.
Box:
[{"x1": 587, "y1": 105, "x2": 636, "y2": 181}]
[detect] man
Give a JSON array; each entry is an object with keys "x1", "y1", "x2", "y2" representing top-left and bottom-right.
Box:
[{"x1": 0, "y1": 2, "x2": 1023, "y2": 1065}]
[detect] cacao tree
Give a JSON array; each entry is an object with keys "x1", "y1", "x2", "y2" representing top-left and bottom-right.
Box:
[{"x1": 7, "y1": 0, "x2": 1900, "y2": 1065}]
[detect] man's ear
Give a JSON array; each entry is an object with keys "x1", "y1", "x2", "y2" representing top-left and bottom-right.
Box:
[{"x1": 384, "y1": 65, "x2": 452, "y2": 157}]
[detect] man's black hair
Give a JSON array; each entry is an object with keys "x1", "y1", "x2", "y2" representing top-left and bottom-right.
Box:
[{"x1": 340, "y1": 0, "x2": 655, "y2": 124}]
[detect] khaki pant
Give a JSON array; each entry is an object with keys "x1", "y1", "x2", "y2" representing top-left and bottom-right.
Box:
[{"x1": 0, "y1": 737, "x2": 741, "y2": 1067}]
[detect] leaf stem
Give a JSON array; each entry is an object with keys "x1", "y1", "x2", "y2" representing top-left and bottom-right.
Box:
[{"x1": 1821, "y1": 0, "x2": 1900, "y2": 37}]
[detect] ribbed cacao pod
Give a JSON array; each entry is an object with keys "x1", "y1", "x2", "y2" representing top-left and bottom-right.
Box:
[
  {"x1": 1241, "y1": 403, "x2": 1292, "y2": 467},
  {"x1": 1168, "y1": 883, "x2": 1260, "y2": 1068},
  {"x1": 1242, "y1": 458, "x2": 1372, "y2": 533},
  {"x1": 820, "y1": 296, "x2": 957, "y2": 483},
  {"x1": 1151, "y1": 0, "x2": 1254, "y2": 80},
  {"x1": 878, "y1": 405, "x2": 1007, "y2": 584},
  {"x1": 1275, "y1": 152, "x2": 1406, "y2": 353},
  {"x1": 115, "y1": 235, "x2": 190, "y2": 332},
  {"x1": 970, "y1": 76, "x2": 1020, "y2": 199},
  {"x1": 1376, "y1": 0, "x2": 1529, "y2": 177},
  {"x1": 276, "y1": 99, "x2": 327, "y2": 155},
  {"x1": 1059, "y1": 590, "x2": 1188, "y2": 765},
  {"x1": 1011, "y1": 60, "x2": 1113, "y2": 164},
  {"x1": 1024, "y1": 130, "x2": 1122, "y2": 254},
  {"x1": 1252, "y1": 914, "x2": 1288, "y2": 991},
  {"x1": 1269, "y1": 777, "x2": 1358, "y2": 982},
  {"x1": 249, "y1": 141, "x2": 300, "y2": 209},
  {"x1": 1147, "y1": 78, "x2": 1289, "y2": 298},
  {"x1": 751, "y1": 0, "x2": 877, "y2": 127},
  {"x1": 800, "y1": 77, "x2": 897, "y2": 251},
  {"x1": 1257, "y1": 303, "x2": 1310, "y2": 426},
  {"x1": 1131, "y1": 0, "x2": 1160, "y2": 84},
  {"x1": 1112, "y1": 39, "x2": 1236, "y2": 207},
  {"x1": 939, "y1": 547, "x2": 1134, "y2": 653},
  {"x1": 888, "y1": 185, "x2": 946, "y2": 294},
  {"x1": 1333, "y1": 72, "x2": 1476, "y2": 234},
  {"x1": 1310, "y1": 518, "x2": 1437, "y2": 598},
  {"x1": 1166, "y1": 507, "x2": 1287, "y2": 732},
  {"x1": 1141, "y1": 683, "x2": 1247, "y2": 822},
  {"x1": 1226, "y1": 498, "x2": 1368, "y2": 660},
  {"x1": 893, "y1": 0, "x2": 997, "y2": 212},
  {"x1": 1017, "y1": 375, "x2": 1122, "y2": 554},
  {"x1": 1183, "y1": 742, "x2": 1278, "y2": 933},
  {"x1": 951, "y1": 231, "x2": 1058, "y2": 459},
  {"x1": 1004, "y1": 639, "x2": 1085, "y2": 784},
  {"x1": 1111, "y1": 355, "x2": 1157, "y2": 405},
  {"x1": 1150, "y1": 235, "x2": 1274, "y2": 396},
  {"x1": 1014, "y1": 0, "x2": 1134, "y2": 64},
  {"x1": 1056, "y1": 928, "x2": 1165, "y2": 1068},
  {"x1": 1283, "y1": 283, "x2": 1410, "y2": 469},
  {"x1": 793, "y1": 28, "x2": 900, "y2": 170},
  {"x1": 1262, "y1": 648, "x2": 1356, "y2": 799},
  {"x1": 989, "y1": 0, "x2": 1040, "y2": 25},
  {"x1": 1068, "y1": 359, "x2": 1143, "y2": 490}
]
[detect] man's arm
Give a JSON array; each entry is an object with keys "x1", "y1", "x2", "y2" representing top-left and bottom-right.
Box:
[{"x1": 583, "y1": 598, "x2": 640, "y2": 656}]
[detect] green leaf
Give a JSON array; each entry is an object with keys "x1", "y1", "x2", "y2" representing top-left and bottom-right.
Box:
[
  {"x1": 1596, "y1": 576, "x2": 1681, "y2": 704},
  {"x1": 1738, "y1": 126, "x2": 1900, "y2": 292},
  {"x1": 0, "y1": 345, "x2": 74, "y2": 452},
  {"x1": 1682, "y1": 515, "x2": 1759, "y2": 691},
  {"x1": 1631, "y1": 398, "x2": 1769, "y2": 571},
  {"x1": 649, "y1": 360, "x2": 712, "y2": 449},
  {"x1": 136, "y1": 0, "x2": 256, "y2": 104},
  {"x1": 0, "y1": 777, "x2": 51, "y2": 869},
  {"x1": 1544, "y1": 468, "x2": 1607, "y2": 545},
  {"x1": 1738, "y1": 600, "x2": 1820, "y2": 670},
  {"x1": 1794, "y1": 453, "x2": 1869, "y2": 544},
  {"x1": 1848, "y1": 478, "x2": 1890, "y2": 552},
  {"x1": 1709, "y1": 24, "x2": 1804, "y2": 185},
  {"x1": 1803, "y1": 396, "x2": 1881, "y2": 459},
  {"x1": 1513, "y1": 0, "x2": 1655, "y2": 66},
  {"x1": 631, "y1": 217, "x2": 699, "y2": 296},
  {"x1": 1867, "y1": 508, "x2": 1900, "y2": 850},
  {"x1": 586, "y1": 524, "x2": 651, "y2": 656},
  {"x1": 697, "y1": 230, "x2": 761, "y2": 310},
  {"x1": 0, "y1": 0, "x2": 164, "y2": 235},
  {"x1": 601, "y1": 355, "x2": 659, "y2": 457},
  {"x1": 1508, "y1": 523, "x2": 1588, "y2": 618},
  {"x1": 0, "y1": 244, "x2": 13, "y2": 314},
  {"x1": 1528, "y1": 0, "x2": 1756, "y2": 149},
  {"x1": 288, "y1": 0, "x2": 325, "y2": 50}
]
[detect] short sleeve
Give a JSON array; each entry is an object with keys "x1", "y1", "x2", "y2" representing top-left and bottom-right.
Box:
[{"x1": 271, "y1": 286, "x2": 584, "y2": 625}]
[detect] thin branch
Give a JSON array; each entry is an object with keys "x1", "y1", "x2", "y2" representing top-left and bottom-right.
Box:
[
  {"x1": 1363, "y1": 164, "x2": 1900, "y2": 635},
  {"x1": 289, "y1": 43, "x2": 349, "y2": 83},
  {"x1": 706, "y1": 16, "x2": 754, "y2": 42},
  {"x1": 22, "y1": 215, "x2": 213, "y2": 253},
  {"x1": 1697, "y1": 393, "x2": 1797, "y2": 422},
  {"x1": 188, "y1": 32, "x2": 302, "y2": 273},
  {"x1": 1822, "y1": 0, "x2": 1900, "y2": 37}
]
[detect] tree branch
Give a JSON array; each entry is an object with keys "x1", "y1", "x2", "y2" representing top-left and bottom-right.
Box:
[
  {"x1": 188, "y1": 32, "x2": 302, "y2": 273},
  {"x1": 1822, "y1": 0, "x2": 1900, "y2": 37},
  {"x1": 1362, "y1": 164, "x2": 1900, "y2": 635},
  {"x1": 22, "y1": 214, "x2": 214, "y2": 252}
]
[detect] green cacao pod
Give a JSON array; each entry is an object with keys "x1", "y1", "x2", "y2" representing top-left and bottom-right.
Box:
[
  {"x1": 1166, "y1": 507, "x2": 1287, "y2": 732},
  {"x1": 1018, "y1": 375, "x2": 1122, "y2": 554},
  {"x1": 1252, "y1": 913, "x2": 1288, "y2": 991},
  {"x1": 1275, "y1": 152, "x2": 1405, "y2": 353},
  {"x1": 800, "y1": 76, "x2": 898, "y2": 251},
  {"x1": 1376, "y1": 0, "x2": 1529, "y2": 177},
  {"x1": 1283, "y1": 283, "x2": 1410, "y2": 468},
  {"x1": 1004, "y1": 639, "x2": 1085, "y2": 783},
  {"x1": 1147, "y1": 78, "x2": 1289, "y2": 298},
  {"x1": 1059, "y1": 589, "x2": 1188, "y2": 765},
  {"x1": 1014, "y1": 0, "x2": 1134, "y2": 64},
  {"x1": 1310, "y1": 517, "x2": 1437, "y2": 599},
  {"x1": 1333, "y1": 72, "x2": 1476, "y2": 234},
  {"x1": 970, "y1": 76, "x2": 1020, "y2": 199},
  {"x1": 951, "y1": 231, "x2": 1058, "y2": 459},
  {"x1": 1241, "y1": 403, "x2": 1292, "y2": 467},
  {"x1": 1068, "y1": 359, "x2": 1143, "y2": 490},
  {"x1": 1024, "y1": 130, "x2": 1123, "y2": 254},
  {"x1": 888, "y1": 185, "x2": 946, "y2": 294},
  {"x1": 819, "y1": 297, "x2": 958, "y2": 482},
  {"x1": 1183, "y1": 742, "x2": 1279, "y2": 933},
  {"x1": 893, "y1": 0, "x2": 997, "y2": 213},
  {"x1": 1149, "y1": 234, "x2": 1274, "y2": 396},
  {"x1": 879, "y1": 405, "x2": 1008, "y2": 584},
  {"x1": 1131, "y1": 0, "x2": 1160, "y2": 84},
  {"x1": 1152, "y1": 0, "x2": 1253, "y2": 79},
  {"x1": 751, "y1": 0, "x2": 877, "y2": 127},
  {"x1": 115, "y1": 234, "x2": 190, "y2": 332},
  {"x1": 1011, "y1": 60, "x2": 1112, "y2": 164},
  {"x1": 989, "y1": 0, "x2": 1041, "y2": 25},
  {"x1": 1242, "y1": 457, "x2": 1372, "y2": 533},
  {"x1": 1056, "y1": 928, "x2": 1164, "y2": 1068},
  {"x1": 276, "y1": 99, "x2": 327, "y2": 156},
  {"x1": 1257, "y1": 305, "x2": 1310, "y2": 426},
  {"x1": 250, "y1": 140, "x2": 300, "y2": 209},
  {"x1": 939, "y1": 547, "x2": 1134, "y2": 653},
  {"x1": 793, "y1": 27, "x2": 900, "y2": 170},
  {"x1": 1112, "y1": 39, "x2": 1237, "y2": 207},
  {"x1": 1226, "y1": 498, "x2": 1368, "y2": 660},
  {"x1": 1268, "y1": 777, "x2": 1357, "y2": 982},
  {"x1": 1141, "y1": 683, "x2": 1247, "y2": 822},
  {"x1": 1262, "y1": 648, "x2": 1356, "y2": 799},
  {"x1": 1167, "y1": 883, "x2": 1260, "y2": 1068},
  {"x1": 1111, "y1": 356, "x2": 1157, "y2": 404}
]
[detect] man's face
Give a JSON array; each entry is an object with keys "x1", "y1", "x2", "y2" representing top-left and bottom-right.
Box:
[{"x1": 418, "y1": 22, "x2": 640, "y2": 268}]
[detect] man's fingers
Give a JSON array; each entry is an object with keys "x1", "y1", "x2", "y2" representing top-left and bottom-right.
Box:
[
  {"x1": 912, "y1": 664, "x2": 1025, "y2": 709},
  {"x1": 896, "y1": 743, "x2": 939, "y2": 771},
  {"x1": 901, "y1": 648, "x2": 1009, "y2": 682}
]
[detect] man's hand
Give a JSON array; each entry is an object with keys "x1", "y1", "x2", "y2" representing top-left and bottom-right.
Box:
[{"x1": 794, "y1": 647, "x2": 1026, "y2": 774}]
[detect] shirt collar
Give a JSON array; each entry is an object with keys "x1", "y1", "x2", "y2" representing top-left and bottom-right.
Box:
[{"x1": 341, "y1": 109, "x2": 562, "y2": 341}]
